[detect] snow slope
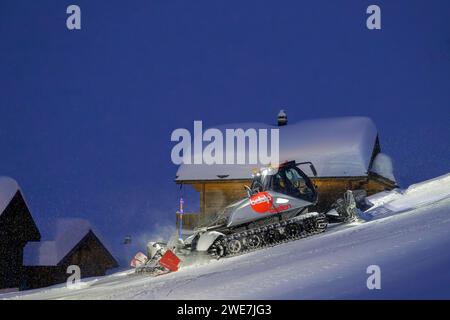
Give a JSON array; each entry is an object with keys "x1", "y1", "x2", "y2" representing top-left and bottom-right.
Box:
[{"x1": 2, "y1": 174, "x2": 450, "y2": 300}]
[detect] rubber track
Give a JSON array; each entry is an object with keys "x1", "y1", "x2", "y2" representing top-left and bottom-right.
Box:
[{"x1": 208, "y1": 212, "x2": 328, "y2": 259}]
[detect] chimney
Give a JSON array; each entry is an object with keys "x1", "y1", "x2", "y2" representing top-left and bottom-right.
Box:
[{"x1": 277, "y1": 109, "x2": 287, "y2": 126}]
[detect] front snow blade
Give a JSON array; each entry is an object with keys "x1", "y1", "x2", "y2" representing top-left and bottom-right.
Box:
[{"x1": 159, "y1": 250, "x2": 181, "y2": 272}]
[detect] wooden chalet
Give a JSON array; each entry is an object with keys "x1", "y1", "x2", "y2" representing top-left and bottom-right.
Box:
[
  {"x1": 175, "y1": 116, "x2": 396, "y2": 229},
  {"x1": 23, "y1": 218, "x2": 118, "y2": 289}
]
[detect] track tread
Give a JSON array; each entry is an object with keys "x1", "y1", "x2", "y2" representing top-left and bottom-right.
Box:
[{"x1": 208, "y1": 212, "x2": 328, "y2": 259}]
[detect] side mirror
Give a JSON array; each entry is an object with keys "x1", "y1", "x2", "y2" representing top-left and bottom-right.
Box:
[{"x1": 244, "y1": 185, "x2": 252, "y2": 198}]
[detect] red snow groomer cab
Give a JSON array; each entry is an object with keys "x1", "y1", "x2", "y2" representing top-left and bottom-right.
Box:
[{"x1": 182, "y1": 161, "x2": 329, "y2": 258}]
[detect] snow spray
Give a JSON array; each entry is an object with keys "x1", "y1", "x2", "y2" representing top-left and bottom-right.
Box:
[{"x1": 178, "y1": 197, "x2": 184, "y2": 240}]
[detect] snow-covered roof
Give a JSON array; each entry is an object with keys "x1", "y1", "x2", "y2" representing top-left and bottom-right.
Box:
[
  {"x1": 176, "y1": 117, "x2": 378, "y2": 181},
  {"x1": 0, "y1": 176, "x2": 20, "y2": 216},
  {"x1": 24, "y1": 218, "x2": 92, "y2": 266},
  {"x1": 370, "y1": 153, "x2": 396, "y2": 182},
  {"x1": 24, "y1": 241, "x2": 58, "y2": 266}
]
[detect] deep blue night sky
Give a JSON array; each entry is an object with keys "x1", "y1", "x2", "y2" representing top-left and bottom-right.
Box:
[{"x1": 1, "y1": 1, "x2": 449, "y2": 263}]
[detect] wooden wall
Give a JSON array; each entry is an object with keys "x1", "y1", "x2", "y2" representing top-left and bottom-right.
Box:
[
  {"x1": 0, "y1": 242, "x2": 24, "y2": 289},
  {"x1": 22, "y1": 266, "x2": 65, "y2": 290},
  {"x1": 176, "y1": 173, "x2": 395, "y2": 229}
]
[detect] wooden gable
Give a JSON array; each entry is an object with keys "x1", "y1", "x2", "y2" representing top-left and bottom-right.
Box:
[
  {"x1": 59, "y1": 230, "x2": 118, "y2": 272},
  {"x1": 0, "y1": 191, "x2": 41, "y2": 244},
  {"x1": 0, "y1": 190, "x2": 41, "y2": 289}
]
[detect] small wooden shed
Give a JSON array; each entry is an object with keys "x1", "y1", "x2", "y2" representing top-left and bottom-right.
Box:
[
  {"x1": 175, "y1": 117, "x2": 396, "y2": 229},
  {"x1": 23, "y1": 218, "x2": 118, "y2": 289}
]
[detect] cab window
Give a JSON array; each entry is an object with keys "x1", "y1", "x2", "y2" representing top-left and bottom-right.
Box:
[{"x1": 277, "y1": 167, "x2": 315, "y2": 202}]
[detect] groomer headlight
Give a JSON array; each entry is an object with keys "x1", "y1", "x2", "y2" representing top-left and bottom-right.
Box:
[{"x1": 276, "y1": 198, "x2": 289, "y2": 204}]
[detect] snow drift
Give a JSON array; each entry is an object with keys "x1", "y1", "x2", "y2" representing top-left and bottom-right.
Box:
[{"x1": 363, "y1": 172, "x2": 450, "y2": 220}]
